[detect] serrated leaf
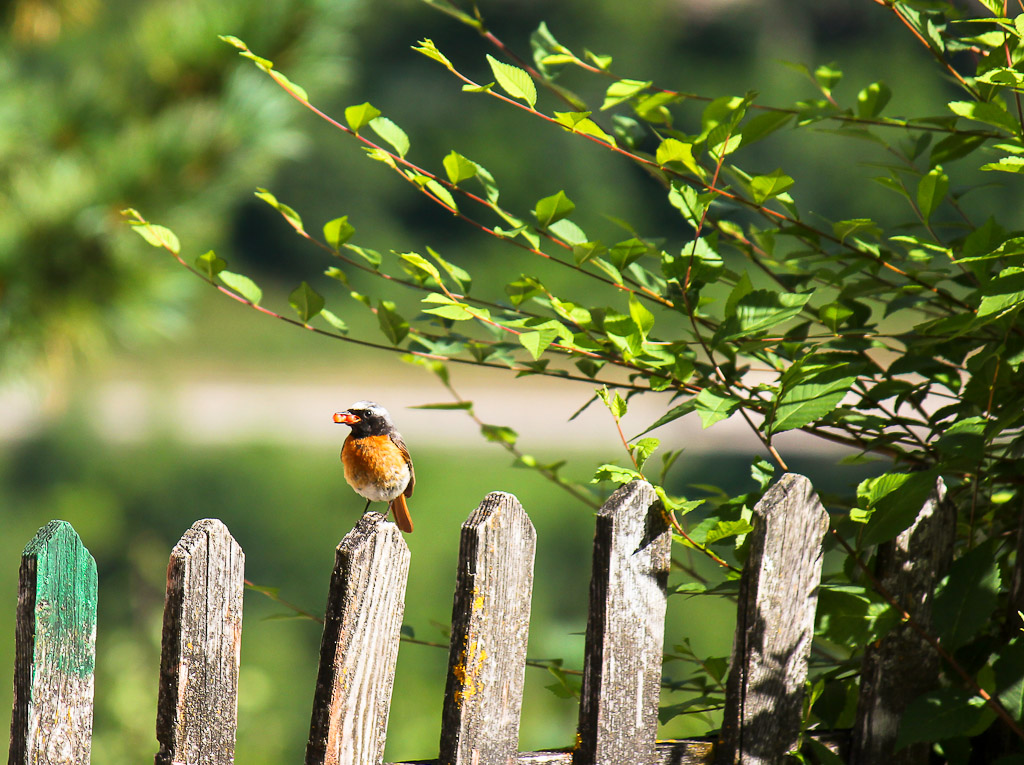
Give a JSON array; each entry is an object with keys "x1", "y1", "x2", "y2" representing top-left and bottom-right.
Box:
[
  {"x1": 486, "y1": 54, "x2": 537, "y2": 108},
  {"x1": 655, "y1": 137, "x2": 699, "y2": 175},
  {"x1": 695, "y1": 388, "x2": 741, "y2": 428},
  {"x1": 289, "y1": 281, "x2": 324, "y2": 323},
  {"x1": 750, "y1": 169, "x2": 795, "y2": 204},
  {"x1": 345, "y1": 102, "x2": 381, "y2": 132},
  {"x1": 519, "y1": 330, "x2": 551, "y2": 360},
  {"x1": 344, "y1": 244, "x2": 383, "y2": 269},
  {"x1": 977, "y1": 266, "x2": 1024, "y2": 318},
  {"x1": 369, "y1": 116, "x2": 410, "y2": 158},
  {"x1": 219, "y1": 270, "x2": 263, "y2": 305},
  {"x1": 195, "y1": 250, "x2": 226, "y2": 279},
  {"x1": 858, "y1": 470, "x2": 940, "y2": 546},
  {"x1": 768, "y1": 365, "x2": 857, "y2": 435},
  {"x1": 425, "y1": 179, "x2": 457, "y2": 211},
  {"x1": 323, "y1": 217, "x2": 355, "y2": 250},
  {"x1": 534, "y1": 190, "x2": 575, "y2": 227},
  {"x1": 949, "y1": 99, "x2": 1020, "y2": 134},
  {"x1": 717, "y1": 290, "x2": 811, "y2": 341}
]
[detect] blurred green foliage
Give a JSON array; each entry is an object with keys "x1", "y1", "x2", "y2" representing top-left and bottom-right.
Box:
[{"x1": 0, "y1": 0, "x2": 354, "y2": 380}]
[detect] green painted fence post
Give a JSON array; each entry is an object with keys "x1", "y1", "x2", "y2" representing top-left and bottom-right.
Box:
[{"x1": 9, "y1": 520, "x2": 98, "y2": 765}]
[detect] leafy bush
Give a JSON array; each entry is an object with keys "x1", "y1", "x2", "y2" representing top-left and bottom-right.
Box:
[{"x1": 130, "y1": 0, "x2": 1024, "y2": 757}]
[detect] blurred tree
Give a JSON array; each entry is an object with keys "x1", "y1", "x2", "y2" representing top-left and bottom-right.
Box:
[{"x1": 0, "y1": 0, "x2": 357, "y2": 394}]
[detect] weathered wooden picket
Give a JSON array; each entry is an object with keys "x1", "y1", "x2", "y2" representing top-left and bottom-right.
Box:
[{"x1": 7, "y1": 474, "x2": 953, "y2": 765}]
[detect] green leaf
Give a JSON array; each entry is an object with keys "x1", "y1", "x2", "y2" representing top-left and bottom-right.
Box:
[
  {"x1": 591, "y1": 463, "x2": 642, "y2": 485},
  {"x1": 288, "y1": 281, "x2": 324, "y2": 323},
  {"x1": 421, "y1": 293, "x2": 473, "y2": 320},
  {"x1": 895, "y1": 689, "x2": 987, "y2": 751},
  {"x1": 377, "y1": 300, "x2": 409, "y2": 344},
  {"x1": 705, "y1": 519, "x2": 754, "y2": 545},
  {"x1": 596, "y1": 387, "x2": 628, "y2": 419},
  {"x1": 486, "y1": 54, "x2": 537, "y2": 108},
  {"x1": 916, "y1": 166, "x2": 948, "y2": 222},
  {"x1": 481, "y1": 424, "x2": 518, "y2": 445},
  {"x1": 323, "y1": 217, "x2": 355, "y2": 250},
  {"x1": 628, "y1": 294, "x2": 655, "y2": 338},
  {"x1": 344, "y1": 244, "x2": 383, "y2": 269},
  {"x1": 857, "y1": 470, "x2": 940, "y2": 546},
  {"x1": 716, "y1": 290, "x2": 811, "y2": 341},
  {"x1": 768, "y1": 364, "x2": 858, "y2": 436},
  {"x1": 369, "y1": 116, "x2": 410, "y2": 158},
  {"x1": 978, "y1": 267, "x2": 1024, "y2": 318},
  {"x1": 534, "y1": 190, "x2": 575, "y2": 227},
  {"x1": 750, "y1": 169, "x2": 795, "y2": 204},
  {"x1": 833, "y1": 218, "x2": 881, "y2": 242},
  {"x1": 195, "y1": 250, "x2": 226, "y2": 279},
  {"x1": 856, "y1": 81, "x2": 891, "y2": 118},
  {"x1": 401, "y1": 252, "x2": 442, "y2": 283},
  {"x1": 319, "y1": 308, "x2": 348, "y2": 332},
  {"x1": 130, "y1": 221, "x2": 180, "y2": 254},
  {"x1": 519, "y1": 331, "x2": 551, "y2": 360},
  {"x1": 949, "y1": 99, "x2": 1020, "y2": 134},
  {"x1": 443, "y1": 151, "x2": 478, "y2": 184},
  {"x1": 426, "y1": 246, "x2": 472, "y2": 293},
  {"x1": 254, "y1": 188, "x2": 304, "y2": 233},
  {"x1": 410, "y1": 401, "x2": 473, "y2": 410},
  {"x1": 994, "y1": 639, "x2": 1024, "y2": 722},
  {"x1": 601, "y1": 78, "x2": 651, "y2": 110},
  {"x1": 219, "y1": 270, "x2": 263, "y2": 305},
  {"x1": 981, "y1": 156, "x2": 1024, "y2": 173},
  {"x1": 412, "y1": 39, "x2": 452, "y2": 69},
  {"x1": 933, "y1": 540, "x2": 1002, "y2": 650},
  {"x1": 695, "y1": 389, "x2": 741, "y2": 428},
  {"x1": 345, "y1": 102, "x2": 381, "y2": 132},
  {"x1": 655, "y1": 138, "x2": 699, "y2": 174}
]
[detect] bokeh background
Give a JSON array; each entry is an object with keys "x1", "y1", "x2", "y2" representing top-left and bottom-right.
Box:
[{"x1": 1, "y1": 0, "x2": 954, "y2": 761}]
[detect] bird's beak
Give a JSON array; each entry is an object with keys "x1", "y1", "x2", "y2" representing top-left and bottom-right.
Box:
[{"x1": 333, "y1": 411, "x2": 360, "y2": 424}]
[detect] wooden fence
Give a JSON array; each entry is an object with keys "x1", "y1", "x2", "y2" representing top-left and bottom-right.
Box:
[{"x1": 7, "y1": 474, "x2": 954, "y2": 765}]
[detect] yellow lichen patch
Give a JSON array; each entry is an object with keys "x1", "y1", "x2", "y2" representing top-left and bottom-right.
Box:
[{"x1": 452, "y1": 638, "x2": 487, "y2": 708}]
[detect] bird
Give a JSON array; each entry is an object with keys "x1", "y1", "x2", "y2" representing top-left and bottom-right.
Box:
[{"x1": 333, "y1": 401, "x2": 415, "y2": 533}]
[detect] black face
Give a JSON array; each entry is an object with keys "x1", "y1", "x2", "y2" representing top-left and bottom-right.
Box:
[{"x1": 335, "y1": 402, "x2": 393, "y2": 437}]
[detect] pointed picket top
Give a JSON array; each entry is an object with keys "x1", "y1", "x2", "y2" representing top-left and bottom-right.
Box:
[
  {"x1": 440, "y1": 492, "x2": 537, "y2": 765},
  {"x1": 10, "y1": 520, "x2": 98, "y2": 765},
  {"x1": 575, "y1": 480, "x2": 672, "y2": 765},
  {"x1": 155, "y1": 518, "x2": 245, "y2": 765}
]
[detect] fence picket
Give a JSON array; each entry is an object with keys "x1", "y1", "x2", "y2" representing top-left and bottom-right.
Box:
[
  {"x1": 306, "y1": 511, "x2": 411, "y2": 765},
  {"x1": 850, "y1": 478, "x2": 956, "y2": 765},
  {"x1": 155, "y1": 518, "x2": 245, "y2": 765},
  {"x1": 574, "y1": 480, "x2": 672, "y2": 765},
  {"x1": 439, "y1": 492, "x2": 537, "y2": 765},
  {"x1": 9, "y1": 520, "x2": 98, "y2": 765},
  {"x1": 716, "y1": 474, "x2": 830, "y2": 765}
]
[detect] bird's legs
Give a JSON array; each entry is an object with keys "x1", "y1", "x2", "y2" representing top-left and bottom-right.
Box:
[{"x1": 363, "y1": 498, "x2": 372, "y2": 512}]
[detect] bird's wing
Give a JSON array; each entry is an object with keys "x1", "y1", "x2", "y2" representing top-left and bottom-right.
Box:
[{"x1": 390, "y1": 431, "x2": 415, "y2": 497}]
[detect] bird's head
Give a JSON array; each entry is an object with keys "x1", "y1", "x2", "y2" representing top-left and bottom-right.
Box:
[{"x1": 333, "y1": 401, "x2": 395, "y2": 436}]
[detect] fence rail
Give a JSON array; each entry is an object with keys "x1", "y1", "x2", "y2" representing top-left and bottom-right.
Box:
[{"x1": 7, "y1": 474, "x2": 954, "y2": 765}]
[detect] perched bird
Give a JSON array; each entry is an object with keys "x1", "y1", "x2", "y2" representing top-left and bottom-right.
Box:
[{"x1": 333, "y1": 401, "x2": 415, "y2": 533}]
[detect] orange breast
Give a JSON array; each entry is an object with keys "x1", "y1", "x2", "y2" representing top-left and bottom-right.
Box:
[{"x1": 341, "y1": 435, "x2": 411, "y2": 503}]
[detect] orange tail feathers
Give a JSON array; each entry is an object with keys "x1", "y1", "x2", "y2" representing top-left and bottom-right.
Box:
[{"x1": 390, "y1": 493, "x2": 414, "y2": 533}]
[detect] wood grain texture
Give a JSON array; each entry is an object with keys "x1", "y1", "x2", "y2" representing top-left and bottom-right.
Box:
[
  {"x1": 9, "y1": 520, "x2": 98, "y2": 765},
  {"x1": 439, "y1": 492, "x2": 537, "y2": 765},
  {"x1": 850, "y1": 478, "x2": 955, "y2": 765},
  {"x1": 306, "y1": 512, "x2": 411, "y2": 765},
  {"x1": 574, "y1": 480, "x2": 671, "y2": 765},
  {"x1": 385, "y1": 733, "x2": 847, "y2": 765},
  {"x1": 155, "y1": 519, "x2": 245, "y2": 765},
  {"x1": 716, "y1": 474, "x2": 829, "y2": 765}
]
